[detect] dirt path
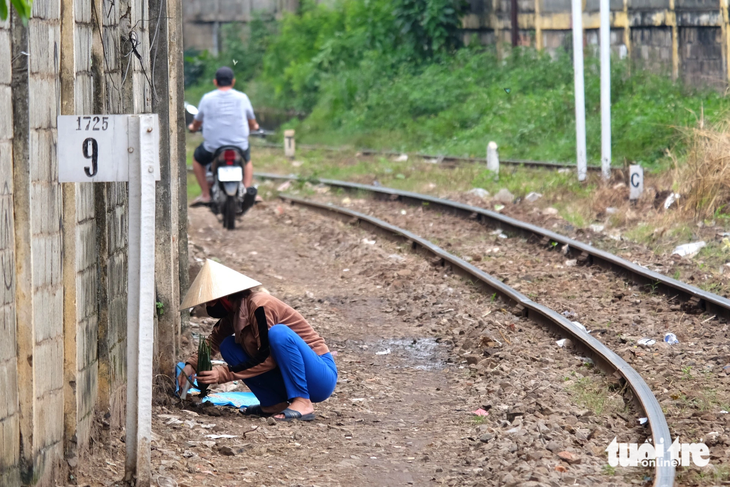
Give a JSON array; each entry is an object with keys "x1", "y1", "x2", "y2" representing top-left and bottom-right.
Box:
[{"x1": 76, "y1": 201, "x2": 643, "y2": 487}]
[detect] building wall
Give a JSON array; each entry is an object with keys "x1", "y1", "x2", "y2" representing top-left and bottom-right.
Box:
[
  {"x1": 0, "y1": 0, "x2": 187, "y2": 484},
  {"x1": 469, "y1": 0, "x2": 730, "y2": 89},
  {"x1": 182, "y1": 0, "x2": 298, "y2": 52}
]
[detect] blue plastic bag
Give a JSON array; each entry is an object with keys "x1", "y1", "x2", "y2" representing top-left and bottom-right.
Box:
[{"x1": 174, "y1": 362, "x2": 260, "y2": 409}]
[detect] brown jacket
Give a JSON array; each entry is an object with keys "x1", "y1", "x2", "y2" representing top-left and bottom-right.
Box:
[{"x1": 187, "y1": 291, "x2": 329, "y2": 382}]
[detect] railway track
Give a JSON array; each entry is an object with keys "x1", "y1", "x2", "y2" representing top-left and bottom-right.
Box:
[
  {"x1": 252, "y1": 143, "x2": 620, "y2": 172},
  {"x1": 257, "y1": 172, "x2": 730, "y2": 319},
  {"x1": 276, "y1": 193, "x2": 676, "y2": 487},
  {"x1": 255, "y1": 173, "x2": 730, "y2": 485}
]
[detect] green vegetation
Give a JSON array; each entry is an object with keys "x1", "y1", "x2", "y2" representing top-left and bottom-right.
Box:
[
  {"x1": 471, "y1": 415, "x2": 487, "y2": 425},
  {"x1": 568, "y1": 376, "x2": 626, "y2": 416},
  {"x1": 0, "y1": 0, "x2": 33, "y2": 24},
  {"x1": 184, "y1": 16, "x2": 275, "y2": 105},
  {"x1": 185, "y1": 0, "x2": 729, "y2": 168},
  {"x1": 196, "y1": 337, "x2": 213, "y2": 398}
]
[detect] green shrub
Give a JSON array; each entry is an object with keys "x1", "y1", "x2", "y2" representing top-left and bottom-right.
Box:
[{"x1": 184, "y1": 0, "x2": 730, "y2": 168}]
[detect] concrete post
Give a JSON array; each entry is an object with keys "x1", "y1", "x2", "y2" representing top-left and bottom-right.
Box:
[
  {"x1": 670, "y1": 0, "x2": 679, "y2": 80},
  {"x1": 623, "y1": 0, "x2": 631, "y2": 59},
  {"x1": 572, "y1": 0, "x2": 588, "y2": 182},
  {"x1": 487, "y1": 141, "x2": 499, "y2": 179},
  {"x1": 534, "y1": 0, "x2": 543, "y2": 51},
  {"x1": 60, "y1": 0, "x2": 79, "y2": 462},
  {"x1": 97, "y1": 0, "x2": 130, "y2": 434},
  {"x1": 285, "y1": 129, "x2": 296, "y2": 158},
  {"x1": 150, "y1": 0, "x2": 184, "y2": 378},
  {"x1": 510, "y1": 0, "x2": 518, "y2": 46},
  {"x1": 171, "y1": 0, "x2": 191, "y2": 336},
  {"x1": 0, "y1": 12, "x2": 20, "y2": 487},
  {"x1": 629, "y1": 165, "x2": 643, "y2": 201},
  {"x1": 10, "y1": 11, "x2": 36, "y2": 484},
  {"x1": 722, "y1": 0, "x2": 730, "y2": 85},
  {"x1": 600, "y1": 0, "x2": 612, "y2": 181},
  {"x1": 125, "y1": 115, "x2": 159, "y2": 487}
]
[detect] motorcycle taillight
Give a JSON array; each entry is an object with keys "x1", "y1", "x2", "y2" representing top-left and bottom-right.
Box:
[{"x1": 224, "y1": 150, "x2": 236, "y2": 166}]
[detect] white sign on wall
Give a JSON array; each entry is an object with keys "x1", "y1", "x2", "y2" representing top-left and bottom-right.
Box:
[
  {"x1": 629, "y1": 165, "x2": 643, "y2": 201},
  {"x1": 58, "y1": 115, "x2": 133, "y2": 182}
]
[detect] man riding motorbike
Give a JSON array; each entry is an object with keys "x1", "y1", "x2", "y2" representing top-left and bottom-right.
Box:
[{"x1": 188, "y1": 66, "x2": 259, "y2": 207}]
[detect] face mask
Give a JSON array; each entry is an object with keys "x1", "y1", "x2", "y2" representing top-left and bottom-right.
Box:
[{"x1": 206, "y1": 301, "x2": 228, "y2": 318}]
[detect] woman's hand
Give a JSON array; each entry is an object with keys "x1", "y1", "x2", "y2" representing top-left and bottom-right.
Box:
[
  {"x1": 177, "y1": 364, "x2": 195, "y2": 390},
  {"x1": 196, "y1": 367, "x2": 221, "y2": 385}
]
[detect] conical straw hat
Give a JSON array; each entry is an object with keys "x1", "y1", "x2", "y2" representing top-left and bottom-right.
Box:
[{"x1": 180, "y1": 259, "x2": 261, "y2": 310}]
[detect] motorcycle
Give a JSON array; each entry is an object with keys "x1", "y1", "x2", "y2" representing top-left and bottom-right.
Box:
[
  {"x1": 207, "y1": 146, "x2": 257, "y2": 230},
  {"x1": 185, "y1": 101, "x2": 261, "y2": 231}
]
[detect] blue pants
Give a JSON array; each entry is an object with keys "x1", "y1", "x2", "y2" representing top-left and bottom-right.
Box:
[{"x1": 219, "y1": 324, "x2": 337, "y2": 407}]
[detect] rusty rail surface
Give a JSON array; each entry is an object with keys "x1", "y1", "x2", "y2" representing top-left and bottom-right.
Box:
[
  {"x1": 279, "y1": 194, "x2": 675, "y2": 487},
  {"x1": 258, "y1": 172, "x2": 730, "y2": 321}
]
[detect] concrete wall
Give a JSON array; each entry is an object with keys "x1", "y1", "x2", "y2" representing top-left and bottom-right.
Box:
[
  {"x1": 182, "y1": 0, "x2": 730, "y2": 89},
  {"x1": 182, "y1": 0, "x2": 298, "y2": 52},
  {"x1": 0, "y1": 0, "x2": 187, "y2": 484},
  {"x1": 472, "y1": 0, "x2": 730, "y2": 89}
]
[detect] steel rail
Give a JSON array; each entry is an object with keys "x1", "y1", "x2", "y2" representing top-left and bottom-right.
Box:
[
  {"x1": 280, "y1": 194, "x2": 675, "y2": 487},
  {"x1": 258, "y1": 172, "x2": 730, "y2": 320},
  {"x1": 250, "y1": 143, "x2": 620, "y2": 172}
]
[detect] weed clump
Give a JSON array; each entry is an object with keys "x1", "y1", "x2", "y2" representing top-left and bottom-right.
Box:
[
  {"x1": 197, "y1": 337, "x2": 212, "y2": 398},
  {"x1": 672, "y1": 118, "x2": 730, "y2": 220}
]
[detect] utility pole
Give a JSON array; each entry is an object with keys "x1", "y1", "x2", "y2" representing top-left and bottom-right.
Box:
[
  {"x1": 511, "y1": 0, "x2": 518, "y2": 46},
  {"x1": 600, "y1": 0, "x2": 612, "y2": 180},
  {"x1": 571, "y1": 0, "x2": 587, "y2": 182}
]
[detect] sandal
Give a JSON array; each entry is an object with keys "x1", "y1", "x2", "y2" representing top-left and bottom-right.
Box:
[
  {"x1": 241, "y1": 404, "x2": 272, "y2": 417},
  {"x1": 190, "y1": 195, "x2": 211, "y2": 207},
  {"x1": 274, "y1": 408, "x2": 316, "y2": 422}
]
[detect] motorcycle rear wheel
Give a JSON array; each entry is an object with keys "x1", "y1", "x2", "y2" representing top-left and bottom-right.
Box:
[{"x1": 224, "y1": 196, "x2": 237, "y2": 230}]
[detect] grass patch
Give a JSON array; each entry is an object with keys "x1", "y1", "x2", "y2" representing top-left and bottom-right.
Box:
[
  {"x1": 187, "y1": 172, "x2": 201, "y2": 201},
  {"x1": 247, "y1": 142, "x2": 599, "y2": 204},
  {"x1": 567, "y1": 374, "x2": 626, "y2": 417}
]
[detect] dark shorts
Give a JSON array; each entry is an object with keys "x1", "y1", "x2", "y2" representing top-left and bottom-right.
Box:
[{"x1": 193, "y1": 143, "x2": 251, "y2": 165}]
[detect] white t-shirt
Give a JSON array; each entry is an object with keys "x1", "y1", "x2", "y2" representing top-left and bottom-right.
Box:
[{"x1": 195, "y1": 89, "x2": 256, "y2": 152}]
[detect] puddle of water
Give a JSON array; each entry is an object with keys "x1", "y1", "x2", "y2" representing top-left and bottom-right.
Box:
[{"x1": 343, "y1": 338, "x2": 447, "y2": 370}]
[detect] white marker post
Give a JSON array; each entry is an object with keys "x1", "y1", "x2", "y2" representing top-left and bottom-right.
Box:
[
  {"x1": 487, "y1": 141, "x2": 499, "y2": 180},
  {"x1": 284, "y1": 129, "x2": 296, "y2": 158},
  {"x1": 571, "y1": 0, "x2": 587, "y2": 182},
  {"x1": 629, "y1": 165, "x2": 643, "y2": 201},
  {"x1": 58, "y1": 114, "x2": 160, "y2": 484},
  {"x1": 600, "y1": 0, "x2": 612, "y2": 180}
]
